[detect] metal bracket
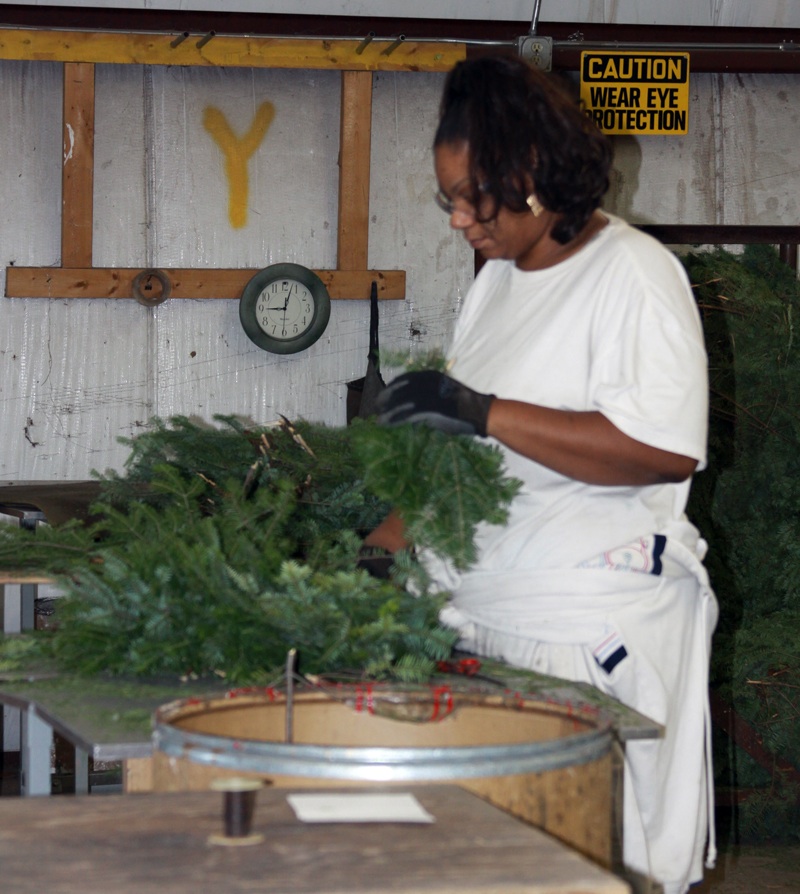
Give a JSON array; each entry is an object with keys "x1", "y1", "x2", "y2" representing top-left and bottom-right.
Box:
[
  {"x1": 132, "y1": 268, "x2": 171, "y2": 307},
  {"x1": 518, "y1": 35, "x2": 553, "y2": 70}
]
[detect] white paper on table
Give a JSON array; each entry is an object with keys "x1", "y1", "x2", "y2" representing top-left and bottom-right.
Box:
[{"x1": 286, "y1": 792, "x2": 436, "y2": 824}]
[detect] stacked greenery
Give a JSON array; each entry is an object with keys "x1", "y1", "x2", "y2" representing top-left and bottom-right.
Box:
[
  {"x1": 0, "y1": 416, "x2": 520, "y2": 685},
  {"x1": 683, "y1": 245, "x2": 800, "y2": 841}
]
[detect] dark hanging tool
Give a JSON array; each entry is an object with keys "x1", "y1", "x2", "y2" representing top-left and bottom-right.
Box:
[{"x1": 346, "y1": 281, "x2": 386, "y2": 424}]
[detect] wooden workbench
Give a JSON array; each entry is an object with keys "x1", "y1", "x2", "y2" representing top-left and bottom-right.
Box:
[
  {"x1": 0, "y1": 651, "x2": 661, "y2": 872},
  {"x1": 0, "y1": 785, "x2": 629, "y2": 894}
]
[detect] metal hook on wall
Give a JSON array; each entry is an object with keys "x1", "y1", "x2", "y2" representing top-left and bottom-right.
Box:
[
  {"x1": 169, "y1": 31, "x2": 189, "y2": 49},
  {"x1": 381, "y1": 35, "x2": 406, "y2": 57},
  {"x1": 132, "y1": 268, "x2": 171, "y2": 307},
  {"x1": 196, "y1": 31, "x2": 216, "y2": 50},
  {"x1": 355, "y1": 31, "x2": 376, "y2": 55}
]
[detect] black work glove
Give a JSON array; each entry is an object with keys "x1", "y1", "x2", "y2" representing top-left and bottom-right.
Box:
[
  {"x1": 356, "y1": 545, "x2": 395, "y2": 580},
  {"x1": 375, "y1": 370, "x2": 495, "y2": 437}
]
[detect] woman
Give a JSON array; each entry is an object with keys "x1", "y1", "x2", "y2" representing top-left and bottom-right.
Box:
[{"x1": 366, "y1": 55, "x2": 717, "y2": 894}]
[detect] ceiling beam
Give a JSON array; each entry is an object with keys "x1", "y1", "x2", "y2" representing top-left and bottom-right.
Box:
[
  {"x1": 0, "y1": 29, "x2": 463, "y2": 71},
  {"x1": 0, "y1": 6, "x2": 799, "y2": 72}
]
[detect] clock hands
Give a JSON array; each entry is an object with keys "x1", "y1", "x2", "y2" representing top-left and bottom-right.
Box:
[
  {"x1": 258, "y1": 281, "x2": 312, "y2": 335},
  {"x1": 267, "y1": 282, "x2": 294, "y2": 311}
]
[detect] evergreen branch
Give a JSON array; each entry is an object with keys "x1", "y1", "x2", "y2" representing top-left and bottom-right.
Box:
[
  {"x1": 710, "y1": 387, "x2": 800, "y2": 443},
  {"x1": 4, "y1": 415, "x2": 516, "y2": 683}
]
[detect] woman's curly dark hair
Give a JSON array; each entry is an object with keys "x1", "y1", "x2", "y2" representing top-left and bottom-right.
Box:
[{"x1": 434, "y1": 55, "x2": 612, "y2": 245}]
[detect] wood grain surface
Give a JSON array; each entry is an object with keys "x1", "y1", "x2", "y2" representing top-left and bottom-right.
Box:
[{"x1": 0, "y1": 785, "x2": 629, "y2": 894}]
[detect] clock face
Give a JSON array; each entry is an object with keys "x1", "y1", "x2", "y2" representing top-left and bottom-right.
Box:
[
  {"x1": 239, "y1": 263, "x2": 331, "y2": 355},
  {"x1": 255, "y1": 279, "x2": 315, "y2": 341}
]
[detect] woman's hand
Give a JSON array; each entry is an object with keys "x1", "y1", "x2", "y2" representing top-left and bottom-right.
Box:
[
  {"x1": 376, "y1": 370, "x2": 495, "y2": 437},
  {"x1": 362, "y1": 511, "x2": 408, "y2": 553}
]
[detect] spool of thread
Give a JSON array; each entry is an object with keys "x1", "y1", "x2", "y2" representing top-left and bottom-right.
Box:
[{"x1": 208, "y1": 777, "x2": 264, "y2": 846}]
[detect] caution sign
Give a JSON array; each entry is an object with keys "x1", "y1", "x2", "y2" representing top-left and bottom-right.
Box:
[{"x1": 580, "y1": 51, "x2": 690, "y2": 135}]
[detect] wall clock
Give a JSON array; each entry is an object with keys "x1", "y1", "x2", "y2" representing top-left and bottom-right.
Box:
[{"x1": 239, "y1": 263, "x2": 331, "y2": 354}]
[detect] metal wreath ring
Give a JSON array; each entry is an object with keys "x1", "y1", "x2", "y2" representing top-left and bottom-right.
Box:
[{"x1": 132, "y1": 268, "x2": 172, "y2": 307}]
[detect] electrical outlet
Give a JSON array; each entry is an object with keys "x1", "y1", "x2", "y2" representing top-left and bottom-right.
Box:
[{"x1": 517, "y1": 35, "x2": 553, "y2": 71}]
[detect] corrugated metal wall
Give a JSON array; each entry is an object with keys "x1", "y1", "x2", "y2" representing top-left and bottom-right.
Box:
[{"x1": 1, "y1": 54, "x2": 798, "y2": 480}]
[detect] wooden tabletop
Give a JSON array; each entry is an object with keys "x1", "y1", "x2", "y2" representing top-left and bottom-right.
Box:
[{"x1": 0, "y1": 785, "x2": 629, "y2": 894}]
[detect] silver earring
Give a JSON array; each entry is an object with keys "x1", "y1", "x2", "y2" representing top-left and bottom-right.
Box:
[{"x1": 526, "y1": 193, "x2": 544, "y2": 217}]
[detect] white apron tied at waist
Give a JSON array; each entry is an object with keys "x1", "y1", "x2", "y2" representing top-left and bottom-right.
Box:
[
  {"x1": 440, "y1": 535, "x2": 713, "y2": 644},
  {"x1": 437, "y1": 536, "x2": 719, "y2": 894}
]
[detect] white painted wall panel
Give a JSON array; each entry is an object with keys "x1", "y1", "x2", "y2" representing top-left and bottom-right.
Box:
[
  {"x1": 602, "y1": 72, "x2": 800, "y2": 234},
  {"x1": 1, "y1": 61, "x2": 65, "y2": 478},
  {"x1": 94, "y1": 65, "x2": 148, "y2": 268},
  {"x1": 142, "y1": 66, "x2": 340, "y2": 270},
  {"x1": 603, "y1": 74, "x2": 719, "y2": 226},
  {"x1": 716, "y1": 74, "x2": 800, "y2": 226},
  {"x1": 140, "y1": 66, "x2": 345, "y2": 432},
  {"x1": 368, "y1": 71, "x2": 471, "y2": 367}
]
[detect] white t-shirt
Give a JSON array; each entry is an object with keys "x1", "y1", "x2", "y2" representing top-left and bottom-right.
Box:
[{"x1": 446, "y1": 213, "x2": 709, "y2": 574}]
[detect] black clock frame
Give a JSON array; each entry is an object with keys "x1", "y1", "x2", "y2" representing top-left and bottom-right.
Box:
[{"x1": 239, "y1": 263, "x2": 331, "y2": 355}]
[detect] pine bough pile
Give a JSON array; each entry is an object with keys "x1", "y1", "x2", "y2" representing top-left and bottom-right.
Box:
[
  {"x1": 683, "y1": 245, "x2": 800, "y2": 841},
  {"x1": 0, "y1": 416, "x2": 520, "y2": 685}
]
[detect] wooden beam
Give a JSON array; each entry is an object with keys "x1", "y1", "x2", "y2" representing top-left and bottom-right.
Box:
[
  {"x1": 639, "y1": 224, "x2": 800, "y2": 270},
  {"x1": 337, "y1": 71, "x2": 373, "y2": 271},
  {"x1": 61, "y1": 62, "x2": 95, "y2": 268},
  {"x1": 0, "y1": 573, "x2": 55, "y2": 585},
  {"x1": 4, "y1": 266, "x2": 406, "y2": 301},
  {"x1": 638, "y1": 224, "x2": 800, "y2": 244},
  {"x1": 0, "y1": 29, "x2": 464, "y2": 72}
]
